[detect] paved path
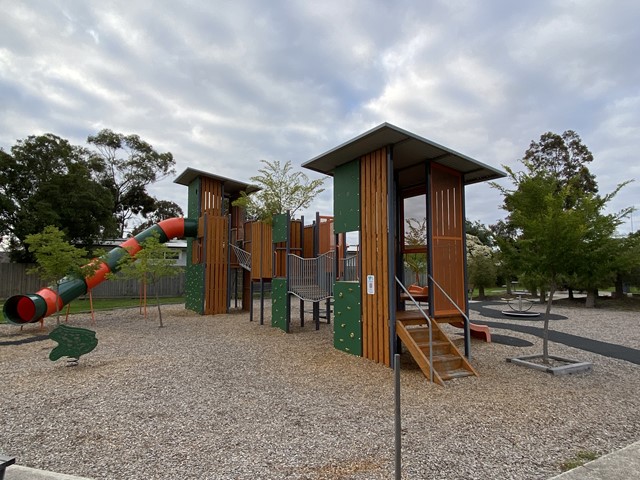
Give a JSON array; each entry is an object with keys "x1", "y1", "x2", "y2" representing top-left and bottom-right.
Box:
[{"x1": 470, "y1": 302, "x2": 640, "y2": 365}]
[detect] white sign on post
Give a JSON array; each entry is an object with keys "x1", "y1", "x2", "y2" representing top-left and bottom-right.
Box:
[{"x1": 366, "y1": 275, "x2": 375, "y2": 295}]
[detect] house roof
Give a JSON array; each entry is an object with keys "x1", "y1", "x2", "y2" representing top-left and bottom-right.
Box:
[
  {"x1": 302, "y1": 123, "x2": 505, "y2": 186},
  {"x1": 174, "y1": 168, "x2": 259, "y2": 196}
]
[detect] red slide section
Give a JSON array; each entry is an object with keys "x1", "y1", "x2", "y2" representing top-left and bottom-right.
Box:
[{"x1": 452, "y1": 321, "x2": 491, "y2": 342}]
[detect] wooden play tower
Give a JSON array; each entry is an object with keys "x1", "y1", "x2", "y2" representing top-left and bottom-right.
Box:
[
  {"x1": 303, "y1": 123, "x2": 505, "y2": 384},
  {"x1": 175, "y1": 168, "x2": 258, "y2": 315}
]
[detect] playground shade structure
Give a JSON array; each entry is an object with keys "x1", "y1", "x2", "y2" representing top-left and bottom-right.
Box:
[{"x1": 3, "y1": 218, "x2": 197, "y2": 324}]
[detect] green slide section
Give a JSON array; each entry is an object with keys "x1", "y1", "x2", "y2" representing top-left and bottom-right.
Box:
[
  {"x1": 271, "y1": 278, "x2": 288, "y2": 332},
  {"x1": 333, "y1": 281, "x2": 362, "y2": 356}
]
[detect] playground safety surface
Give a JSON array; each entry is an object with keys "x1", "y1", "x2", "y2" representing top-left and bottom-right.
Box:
[{"x1": 1, "y1": 302, "x2": 639, "y2": 479}]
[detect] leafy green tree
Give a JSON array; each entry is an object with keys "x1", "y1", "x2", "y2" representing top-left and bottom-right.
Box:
[
  {"x1": 232, "y1": 160, "x2": 325, "y2": 223},
  {"x1": 466, "y1": 234, "x2": 497, "y2": 300},
  {"x1": 25, "y1": 226, "x2": 98, "y2": 324},
  {"x1": 611, "y1": 232, "x2": 640, "y2": 296},
  {"x1": 523, "y1": 130, "x2": 598, "y2": 201},
  {"x1": 113, "y1": 232, "x2": 181, "y2": 328},
  {"x1": 1, "y1": 134, "x2": 116, "y2": 262},
  {"x1": 131, "y1": 200, "x2": 184, "y2": 236},
  {"x1": 403, "y1": 217, "x2": 428, "y2": 284},
  {"x1": 87, "y1": 129, "x2": 176, "y2": 236},
  {"x1": 465, "y1": 219, "x2": 495, "y2": 247},
  {"x1": 494, "y1": 165, "x2": 629, "y2": 361}
]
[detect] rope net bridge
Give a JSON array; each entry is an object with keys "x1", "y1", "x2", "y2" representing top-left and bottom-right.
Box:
[{"x1": 231, "y1": 244, "x2": 252, "y2": 271}]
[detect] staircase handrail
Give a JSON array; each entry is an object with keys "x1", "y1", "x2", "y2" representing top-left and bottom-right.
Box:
[
  {"x1": 395, "y1": 276, "x2": 434, "y2": 384},
  {"x1": 427, "y1": 273, "x2": 470, "y2": 325},
  {"x1": 428, "y1": 273, "x2": 471, "y2": 357}
]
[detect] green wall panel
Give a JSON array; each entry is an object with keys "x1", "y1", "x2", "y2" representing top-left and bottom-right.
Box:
[
  {"x1": 271, "y1": 278, "x2": 288, "y2": 331},
  {"x1": 272, "y1": 213, "x2": 288, "y2": 243},
  {"x1": 333, "y1": 281, "x2": 362, "y2": 356},
  {"x1": 185, "y1": 177, "x2": 204, "y2": 313},
  {"x1": 333, "y1": 159, "x2": 360, "y2": 233},
  {"x1": 188, "y1": 178, "x2": 201, "y2": 219},
  {"x1": 185, "y1": 263, "x2": 205, "y2": 313}
]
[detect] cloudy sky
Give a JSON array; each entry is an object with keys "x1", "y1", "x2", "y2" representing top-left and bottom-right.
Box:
[{"x1": 1, "y1": 0, "x2": 639, "y2": 234}]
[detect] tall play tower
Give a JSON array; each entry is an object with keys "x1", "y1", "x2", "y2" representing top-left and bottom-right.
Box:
[
  {"x1": 174, "y1": 168, "x2": 258, "y2": 315},
  {"x1": 303, "y1": 123, "x2": 505, "y2": 384}
]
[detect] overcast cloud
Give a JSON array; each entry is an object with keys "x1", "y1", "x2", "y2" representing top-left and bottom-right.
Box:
[{"x1": 1, "y1": 0, "x2": 639, "y2": 234}]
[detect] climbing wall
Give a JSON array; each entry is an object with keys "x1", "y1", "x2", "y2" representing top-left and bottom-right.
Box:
[
  {"x1": 185, "y1": 178, "x2": 205, "y2": 313},
  {"x1": 333, "y1": 159, "x2": 360, "y2": 233},
  {"x1": 271, "y1": 278, "x2": 288, "y2": 331},
  {"x1": 333, "y1": 281, "x2": 362, "y2": 356}
]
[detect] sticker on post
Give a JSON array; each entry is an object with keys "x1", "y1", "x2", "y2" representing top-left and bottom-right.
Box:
[{"x1": 366, "y1": 275, "x2": 375, "y2": 295}]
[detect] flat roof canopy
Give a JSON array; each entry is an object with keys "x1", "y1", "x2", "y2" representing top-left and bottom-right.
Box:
[
  {"x1": 302, "y1": 123, "x2": 505, "y2": 187},
  {"x1": 174, "y1": 168, "x2": 259, "y2": 196}
]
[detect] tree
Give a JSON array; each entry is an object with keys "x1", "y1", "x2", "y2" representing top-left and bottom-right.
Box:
[
  {"x1": 522, "y1": 130, "x2": 598, "y2": 201},
  {"x1": 113, "y1": 232, "x2": 181, "y2": 328},
  {"x1": 403, "y1": 217, "x2": 428, "y2": 284},
  {"x1": 232, "y1": 160, "x2": 325, "y2": 222},
  {"x1": 494, "y1": 165, "x2": 629, "y2": 362},
  {"x1": 1, "y1": 134, "x2": 116, "y2": 262},
  {"x1": 466, "y1": 234, "x2": 497, "y2": 300},
  {"x1": 611, "y1": 232, "x2": 640, "y2": 297},
  {"x1": 87, "y1": 129, "x2": 176, "y2": 236},
  {"x1": 25, "y1": 226, "x2": 98, "y2": 324},
  {"x1": 131, "y1": 200, "x2": 184, "y2": 236}
]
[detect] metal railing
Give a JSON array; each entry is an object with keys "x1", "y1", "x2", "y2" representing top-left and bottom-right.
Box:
[
  {"x1": 395, "y1": 276, "x2": 434, "y2": 384},
  {"x1": 428, "y1": 273, "x2": 471, "y2": 357},
  {"x1": 288, "y1": 251, "x2": 335, "y2": 302}
]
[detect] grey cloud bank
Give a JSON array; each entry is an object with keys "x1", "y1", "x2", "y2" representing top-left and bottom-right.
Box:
[{"x1": 1, "y1": 0, "x2": 638, "y2": 233}]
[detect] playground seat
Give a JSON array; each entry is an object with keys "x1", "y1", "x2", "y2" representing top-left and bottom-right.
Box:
[
  {"x1": 408, "y1": 284, "x2": 428, "y2": 296},
  {"x1": 0, "y1": 454, "x2": 16, "y2": 480}
]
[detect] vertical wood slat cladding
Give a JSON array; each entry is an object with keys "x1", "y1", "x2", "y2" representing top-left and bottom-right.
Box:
[
  {"x1": 430, "y1": 163, "x2": 466, "y2": 317},
  {"x1": 204, "y1": 214, "x2": 228, "y2": 315},
  {"x1": 249, "y1": 222, "x2": 273, "y2": 280},
  {"x1": 360, "y1": 147, "x2": 390, "y2": 366},
  {"x1": 200, "y1": 177, "x2": 223, "y2": 216}
]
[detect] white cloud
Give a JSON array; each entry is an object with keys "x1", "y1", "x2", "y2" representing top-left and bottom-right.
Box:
[{"x1": 0, "y1": 0, "x2": 638, "y2": 235}]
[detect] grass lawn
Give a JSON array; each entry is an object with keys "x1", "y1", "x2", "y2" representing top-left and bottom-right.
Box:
[{"x1": 0, "y1": 296, "x2": 185, "y2": 324}]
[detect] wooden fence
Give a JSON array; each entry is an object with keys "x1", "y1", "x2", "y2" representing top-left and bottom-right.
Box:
[{"x1": 0, "y1": 263, "x2": 185, "y2": 300}]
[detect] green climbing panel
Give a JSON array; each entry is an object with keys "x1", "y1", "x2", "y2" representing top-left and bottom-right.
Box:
[
  {"x1": 271, "y1": 278, "x2": 288, "y2": 332},
  {"x1": 185, "y1": 178, "x2": 205, "y2": 313},
  {"x1": 187, "y1": 177, "x2": 201, "y2": 219},
  {"x1": 49, "y1": 324, "x2": 98, "y2": 361},
  {"x1": 333, "y1": 281, "x2": 362, "y2": 356},
  {"x1": 185, "y1": 263, "x2": 205, "y2": 313},
  {"x1": 272, "y1": 213, "x2": 288, "y2": 243},
  {"x1": 333, "y1": 159, "x2": 360, "y2": 233}
]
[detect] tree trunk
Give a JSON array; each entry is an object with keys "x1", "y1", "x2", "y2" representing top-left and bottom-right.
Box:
[
  {"x1": 585, "y1": 288, "x2": 597, "y2": 308},
  {"x1": 156, "y1": 290, "x2": 163, "y2": 328},
  {"x1": 614, "y1": 274, "x2": 624, "y2": 298},
  {"x1": 568, "y1": 288, "x2": 574, "y2": 300},
  {"x1": 478, "y1": 285, "x2": 486, "y2": 300},
  {"x1": 539, "y1": 290, "x2": 546, "y2": 304},
  {"x1": 542, "y1": 284, "x2": 556, "y2": 364},
  {"x1": 506, "y1": 281, "x2": 512, "y2": 295}
]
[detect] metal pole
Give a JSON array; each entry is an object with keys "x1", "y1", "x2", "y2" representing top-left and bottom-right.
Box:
[{"x1": 394, "y1": 352, "x2": 401, "y2": 480}]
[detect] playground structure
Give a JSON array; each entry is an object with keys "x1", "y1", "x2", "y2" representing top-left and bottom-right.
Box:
[
  {"x1": 302, "y1": 122, "x2": 505, "y2": 384},
  {"x1": 3, "y1": 123, "x2": 507, "y2": 386}
]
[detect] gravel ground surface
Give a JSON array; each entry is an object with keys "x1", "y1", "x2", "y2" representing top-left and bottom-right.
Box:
[{"x1": 1, "y1": 301, "x2": 639, "y2": 479}]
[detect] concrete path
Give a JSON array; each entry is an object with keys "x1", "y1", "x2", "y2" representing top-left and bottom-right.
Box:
[
  {"x1": 5, "y1": 465, "x2": 92, "y2": 480},
  {"x1": 548, "y1": 440, "x2": 640, "y2": 479}
]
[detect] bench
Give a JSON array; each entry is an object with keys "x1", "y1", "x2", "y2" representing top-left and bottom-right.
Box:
[{"x1": 0, "y1": 454, "x2": 16, "y2": 480}]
